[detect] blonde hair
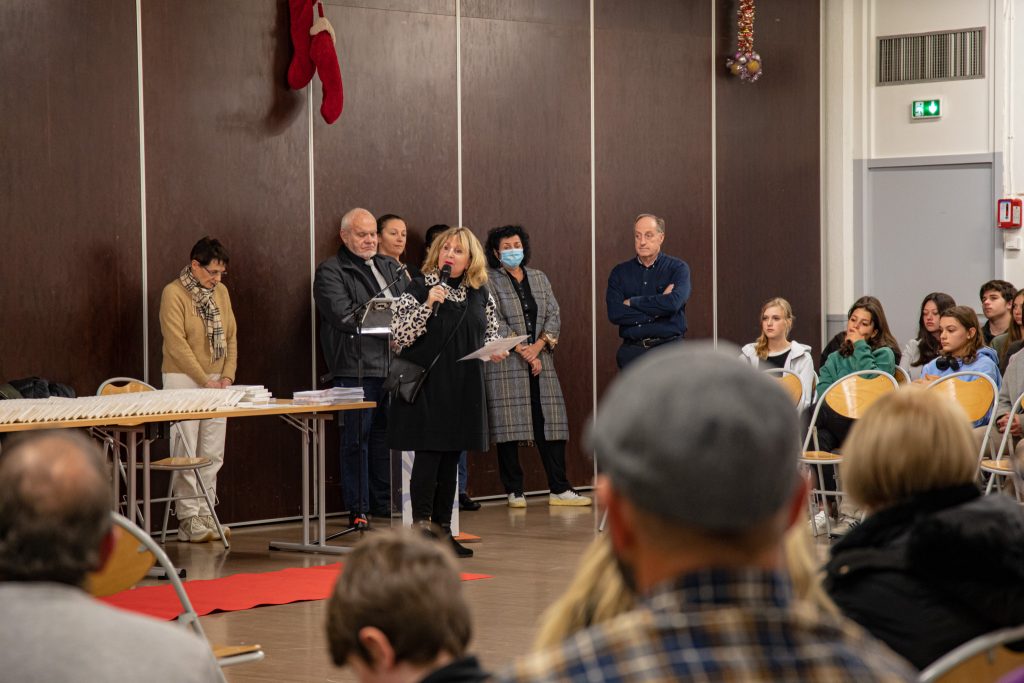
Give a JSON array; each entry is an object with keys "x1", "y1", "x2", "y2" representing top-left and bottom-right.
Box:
[
  {"x1": 842, "y1": 388, "x2": 977, "y2": 511},
  {"x1": 783, "y1": 522, "x2": 839, "y2": 617},
  {"x1": 754, "y1": 297, "x2": 794, "y2": 359},
  {"x1": 420, "y1": 226, "x2": 489, "y2": 289},
  {"x1": 532, "y1": 536, "x2": 634, "y2": 651}
]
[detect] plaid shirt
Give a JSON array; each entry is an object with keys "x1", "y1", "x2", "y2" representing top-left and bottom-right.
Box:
[{"x1": 495, "y1": 568, "x2": 915, "y2": 682}]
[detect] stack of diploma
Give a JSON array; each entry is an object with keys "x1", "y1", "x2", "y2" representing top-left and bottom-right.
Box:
[
  {"x1": 292, "y1": 387, "x2": 364, "y2": 405},
  {"x1": 231, "y1": 384, "x2": 273, "y2": 407}
]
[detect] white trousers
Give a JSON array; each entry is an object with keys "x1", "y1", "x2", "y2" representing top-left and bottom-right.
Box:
[{"x1": 163, "y1": 372, "x2": 226, "y2": 518}]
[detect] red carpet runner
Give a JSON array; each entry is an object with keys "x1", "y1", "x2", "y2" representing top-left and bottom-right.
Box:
[{"x1": 101, "y1": 563, "x2": 491, "y2": 621}]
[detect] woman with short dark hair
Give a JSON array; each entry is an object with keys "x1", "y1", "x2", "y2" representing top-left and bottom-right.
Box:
[{"x1": 482, "y1": 225, "x2": 590, "y2": 509}]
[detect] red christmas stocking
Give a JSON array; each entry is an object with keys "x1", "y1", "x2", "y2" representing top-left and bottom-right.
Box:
[
  {"x1": 287, "y1": 0, "x2": 315, "y2": 90},
  {"x1": 309, "y1": 4, "x2": 344, "y2": 124}
]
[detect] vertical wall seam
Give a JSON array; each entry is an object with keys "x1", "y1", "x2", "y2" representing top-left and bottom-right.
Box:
[
  {"x1": 456, "y1": 0, "x2": 464, "y2": 227},
  {"x1": 308, "y1": 88, "x2": 317, "y2": 389},
  {"x1": 589, "y1": 0, "x2": 598, "y2": 484},
  {"x1": 819, "y1": 0, "x2": 827, "y2": 347},
  {"x1": 710, "y1": 0, "x2": 718, "y2": 345},
  {"x1": 136, "y1": 0, "x2": 150, "y2": 382}
]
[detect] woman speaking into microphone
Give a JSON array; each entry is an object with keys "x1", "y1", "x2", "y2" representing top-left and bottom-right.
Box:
[{"x1": 388, "y1": 226, "x2": 508, "y2": 557}]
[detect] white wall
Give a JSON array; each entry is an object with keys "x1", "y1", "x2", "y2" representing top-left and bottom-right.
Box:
[{"x1": 822, "y1": 0, "x2": 1024, "y2": 335}]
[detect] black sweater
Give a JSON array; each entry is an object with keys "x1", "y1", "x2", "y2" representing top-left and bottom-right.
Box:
[{"x1": 825, "y1": 485, "x2": 1024, "y2": 669}]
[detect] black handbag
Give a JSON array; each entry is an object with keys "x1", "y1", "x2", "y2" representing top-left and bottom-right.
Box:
[
  {"x1": 384, "y1": 295, "x2": 469, "y2": 404},
  {"x1": 384, "y1": 357, "x2": 428, "y2": 403}
]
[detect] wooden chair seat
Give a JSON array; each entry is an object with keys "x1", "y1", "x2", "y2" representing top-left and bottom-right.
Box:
[
  {"x1": 980, "y1": 458, "x2": 1015, "y2": 473},
  {"x1": 147, "y1": 456, "x2": 213, "y2": 470},
  {"x1": 801, "y1": 450, "x2": 843, "y2": 463},
  {"x1": 85, "y1": 525, "x2": 156, "y2": 597}
]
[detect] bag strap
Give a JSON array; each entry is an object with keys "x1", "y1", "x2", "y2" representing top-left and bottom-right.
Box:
[{"x1": 419, "y1": 296, "x2": 471, "y2": 383}]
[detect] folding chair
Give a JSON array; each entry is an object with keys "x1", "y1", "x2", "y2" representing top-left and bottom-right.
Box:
[
  {"x1": 87, "y1": 513, "x2": 263, "y2": 676},
  {"x1": 764, "y1": 368, "x2": 805, "y2": 407},
  {"x1": 981, "y1": 388, "x2": 1024, "y2": 502},
  {"x1": 918, "y1": 623, "x2": 1024, "y2": 682},
  {"x1": 96, "y1": 377, "x2": 229, "y2": 548},
  {"x1": 926, "y1": 371, "x2": 999, "y2": 465},
  {"x1": 894, "y1": 366, "x2": 912, "y2": 385},
  {"x1": 801, "y1": 369, "x2": 899, "y2": 536}
]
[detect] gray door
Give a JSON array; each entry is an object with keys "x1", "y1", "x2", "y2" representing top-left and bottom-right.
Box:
[{"x1": 865, "y1": 162, "x2": 996, "y2": 347}]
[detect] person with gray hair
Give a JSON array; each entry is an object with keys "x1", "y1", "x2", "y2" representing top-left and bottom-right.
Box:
[
  {"x1": 314, "y1": 207, "x2": 407, "y2": 530},
  {"x1": 605, "y1": 213, "x2": 691, "y2": 369},
  {"x1": 495, "y1": 345, "x2": 915, "y2": 682},
  {"x1": 0, "y1": 430, "x2": 221, "y2": 682}
]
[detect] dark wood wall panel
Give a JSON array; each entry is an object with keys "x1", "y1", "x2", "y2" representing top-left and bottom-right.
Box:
[
  {"x1": 142, "y1": 0, "x2": 311, "y2": 523},
  {"x1": 0, "y1": 1, "x2": 142, "y2": 394},
  {"x1": 715, "y1": 1, "x2": 821, "y2": 356},
  {"x1": 460, "y1": 0, "x2": 594, "y2": 493},
  {"x1": 594, "y1": 0, "x2": 713, "y2": 400},
  {"x1": 314, "y1": 2, "x2": 458, "y2": 510}
]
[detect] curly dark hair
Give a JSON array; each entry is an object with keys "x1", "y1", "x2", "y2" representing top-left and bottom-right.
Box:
[{"x1": 485, "y1": 225, "x2": 532, "y2": 269}]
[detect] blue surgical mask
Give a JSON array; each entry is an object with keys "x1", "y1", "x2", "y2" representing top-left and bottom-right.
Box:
[{"x1": 499, "y1": 248, "x2": 524, "y2": 268}]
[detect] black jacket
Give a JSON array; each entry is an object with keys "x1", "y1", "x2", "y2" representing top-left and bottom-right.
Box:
[
  {"x1": 825, "y1": 485, "x2": 1024, "y2": 669},
  {"x1": 313, "y1": 246, "x2": 406, "y2": 380}
]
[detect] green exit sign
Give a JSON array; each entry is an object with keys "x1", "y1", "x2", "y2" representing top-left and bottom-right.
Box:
[{"x1": 911, "y1": 99, "x2": 942, "y2": 119}]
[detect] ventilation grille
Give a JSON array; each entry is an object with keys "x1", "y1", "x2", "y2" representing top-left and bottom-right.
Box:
[{"x1": 877, "y1": 27, "x2": 985, "y2": 86}]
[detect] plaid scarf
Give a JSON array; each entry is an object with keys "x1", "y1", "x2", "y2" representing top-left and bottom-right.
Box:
[{"x1": 179, "y1": 265, "x2": 226, "y2": 361}]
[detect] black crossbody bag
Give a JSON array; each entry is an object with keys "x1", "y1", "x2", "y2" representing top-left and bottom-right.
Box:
[{"x1": 384, "y1": 300, "x2": 469, "y2": 404}]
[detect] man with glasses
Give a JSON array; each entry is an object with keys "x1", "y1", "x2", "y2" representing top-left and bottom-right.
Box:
[
  {"x1": 159, "y1": 236, "x2": 238, "y2": 543},
  {"x1": 605, "y1": 214, "x2": 691, "y2": 368}
]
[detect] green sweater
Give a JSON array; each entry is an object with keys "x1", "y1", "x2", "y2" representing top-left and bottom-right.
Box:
[{"x1": 817, "y1": 340, "x2": 895, "y2": 396}]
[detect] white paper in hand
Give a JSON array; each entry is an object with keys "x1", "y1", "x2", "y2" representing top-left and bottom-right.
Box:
[{"x1": 459, "y1": 335, "x2": 528, "y2": 362}]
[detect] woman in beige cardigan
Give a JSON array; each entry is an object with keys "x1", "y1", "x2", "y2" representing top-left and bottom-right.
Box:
[{"x1": 159, "y1": 237, "x2": 237, "y2": 543}]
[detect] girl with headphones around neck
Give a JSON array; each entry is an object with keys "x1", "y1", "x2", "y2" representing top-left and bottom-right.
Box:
[{"x1": 918, "y1": 306, "x2": 1001, "y2": 427}]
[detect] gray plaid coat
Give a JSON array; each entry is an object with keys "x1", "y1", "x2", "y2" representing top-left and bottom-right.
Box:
[{"x1": 484, "y1": 267, "x2": 570, "y2": 443}]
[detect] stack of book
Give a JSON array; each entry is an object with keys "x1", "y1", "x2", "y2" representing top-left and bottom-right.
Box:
[
  {"x1": 231, "y1": 384, "x2": 273, "y2": 407},
  {"x1": 293, "y1": 387, "x2": 365, "y2": 405}
]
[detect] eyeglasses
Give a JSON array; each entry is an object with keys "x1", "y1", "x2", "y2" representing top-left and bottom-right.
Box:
[{"x1": 201, "y1": 265, "x2": 227, "y2": 279}]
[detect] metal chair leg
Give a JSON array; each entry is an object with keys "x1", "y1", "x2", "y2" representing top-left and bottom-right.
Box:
[
  {"x1": 195, "y1": 473, "x2": 230, "y2": 549},
  {"x1": 161, "y1": 472, "x2": 176, "y2": 544}
]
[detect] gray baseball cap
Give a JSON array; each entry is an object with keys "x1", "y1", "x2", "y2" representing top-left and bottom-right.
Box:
[{"x1": 587, "y1": 343, "x2": 801, "y2": 531}]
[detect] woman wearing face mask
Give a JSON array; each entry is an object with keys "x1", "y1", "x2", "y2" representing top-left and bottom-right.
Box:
[
  {"x1": 918, "y1": 306, "x2": 1001, "y2": 426},
  {"x1": 899, "y1": 292, "x2": 955, "y2": 381},
  {"x1": 482, "y1": 225, "x2": 591, "y2": 509},
  {"x1": 388, "y1": 227, "x2": 508, "y2": 557},
  {"x1": 739, "y1": 297, "x2": 815, "y2": 409}
]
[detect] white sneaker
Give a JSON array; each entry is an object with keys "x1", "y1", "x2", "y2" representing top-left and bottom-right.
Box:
[
  {"x1": 507, "y1": 493, "x2": 527, "y2": 508},
  {"x1": 549, "y1": 490, "x2": 593, "y2": 507},
  {"x1": 829, "y1": 515, "x2": 861, "y2": 537},
  {"x1": 809, "y1": 510, "x2": 829, "y2": 535},
  {"x1": 178, "y1": 516, "x2": 215, "y2": 543},
  {"x1": 198, "y1": 514, "x2": 231, "y2": 540}
]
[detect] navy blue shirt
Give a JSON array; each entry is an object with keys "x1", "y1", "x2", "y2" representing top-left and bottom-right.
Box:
[{"x1": 606, "y1": 253, "x2": 691, "y2": 341}]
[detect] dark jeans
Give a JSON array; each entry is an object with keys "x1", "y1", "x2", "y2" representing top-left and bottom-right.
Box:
[
  {"x1": 410, "y1": 450, "x2": 461, "y2": 527},
  {"x1": 458, "y1": 451, "x2": 468, "y2": 495},
  {"x1": 814, "y1": 402, "x2": 853, "y2": 492},
  {"x1": 496, "y1": 374, "x2": 570, "y2": 495},
  {"x1": 335, "y1": 376, "x2": 391, "y2": 516},
  {"x1": 615, "y1": 337, "x2": 682, "y2": 369}
]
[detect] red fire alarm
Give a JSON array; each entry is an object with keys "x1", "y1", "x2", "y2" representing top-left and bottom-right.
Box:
[{"x1": 998, "y1": 198, "x2": 1023, "y2": 229}]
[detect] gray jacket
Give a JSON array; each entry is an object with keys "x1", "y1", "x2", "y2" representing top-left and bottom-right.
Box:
[
  {"x1": 314, "y1": 246, "x2": 406, "y2": 380},
  {"x1": 484, "y1": 267, "x2": 569, "y2": 443}
]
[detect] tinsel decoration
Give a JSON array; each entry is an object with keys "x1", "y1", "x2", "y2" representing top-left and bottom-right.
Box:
[{"x1": 725, "y1": 0, "x2": 762, "y2": 83}]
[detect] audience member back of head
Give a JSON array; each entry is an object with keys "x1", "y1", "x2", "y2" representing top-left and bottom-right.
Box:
[
  {"x1": 0, "y1": 430, "x2": 221, "y2": 683},
  {"x1": 496, "y1": 343, "x2": 915, "y2": 682},
  {"x1": 825, "y1": 388, "x2": 1024, "y2": 670}
]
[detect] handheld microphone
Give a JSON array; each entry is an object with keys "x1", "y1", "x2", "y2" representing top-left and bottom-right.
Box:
[{"x1": 432, "y1": 263, "x2": 452, "y2": 316}]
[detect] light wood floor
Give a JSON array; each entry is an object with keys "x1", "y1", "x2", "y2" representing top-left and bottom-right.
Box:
[{"x1": 160, "y1": 496, "x2": 600, "y2": 682}]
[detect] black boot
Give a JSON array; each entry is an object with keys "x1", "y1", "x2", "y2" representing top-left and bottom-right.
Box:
[
  {"x1": 442, "y1": 525, "x2": 473, "y2": 558},
  {"x1": 459, "y1": 493, "x2": 481, "y2": 511}
]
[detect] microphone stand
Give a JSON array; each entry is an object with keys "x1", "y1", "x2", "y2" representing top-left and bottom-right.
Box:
[{"x1": 321, "y1": 263, "x2": 408, "y2": 543}]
